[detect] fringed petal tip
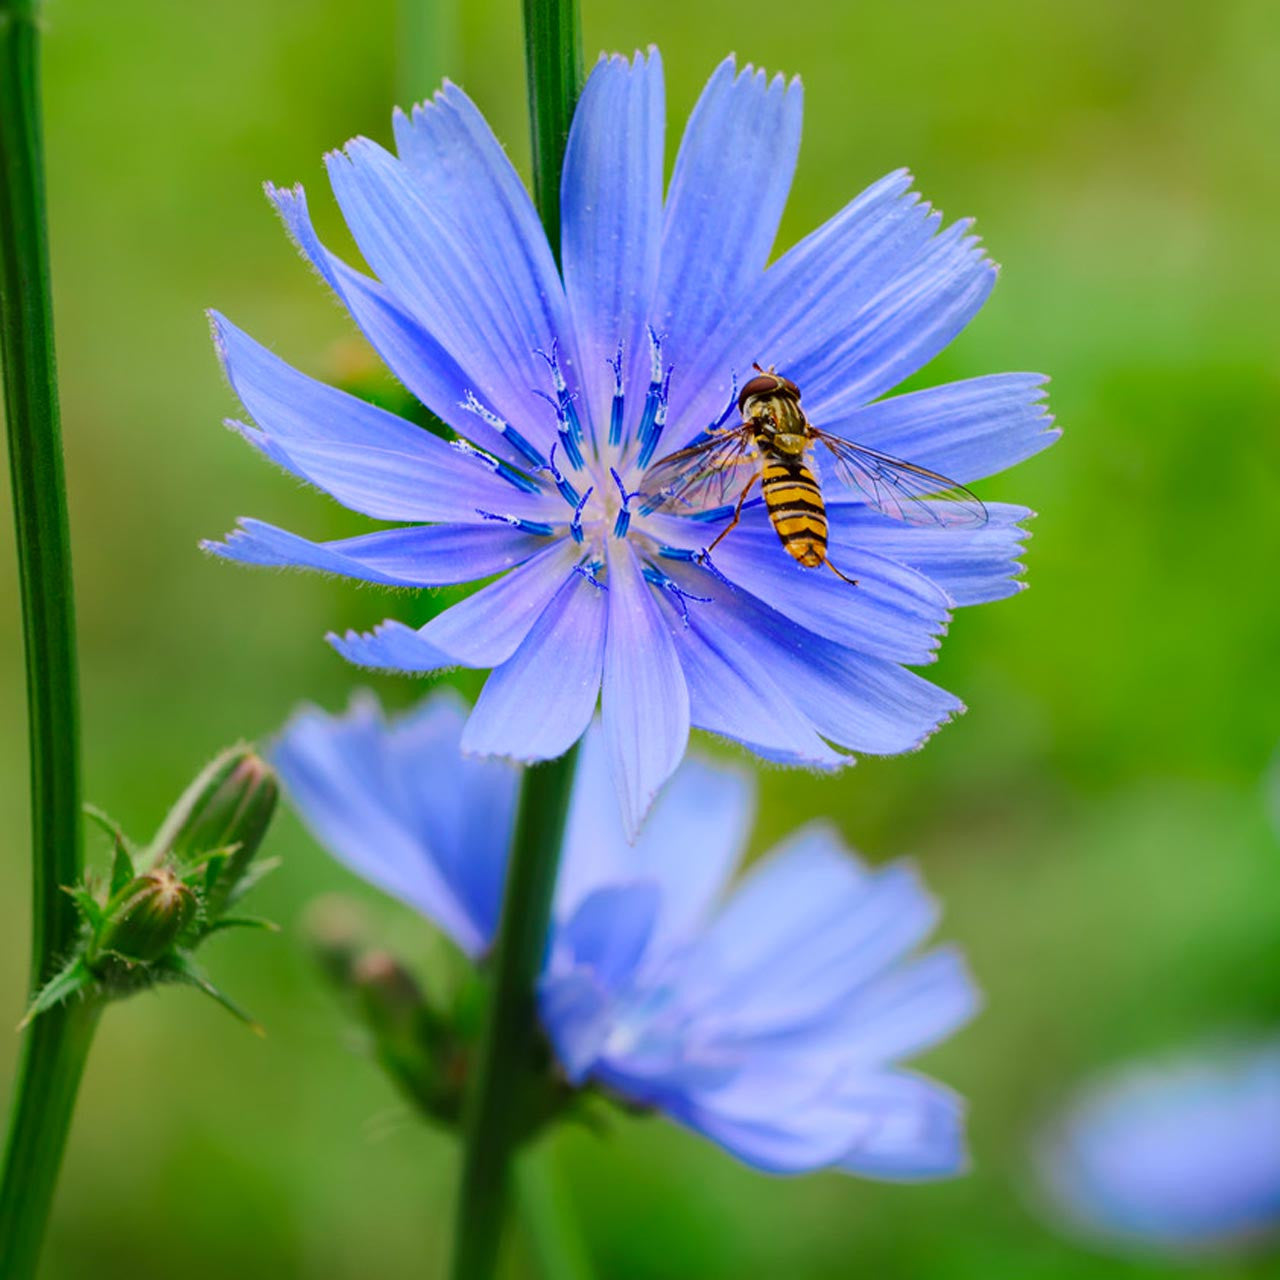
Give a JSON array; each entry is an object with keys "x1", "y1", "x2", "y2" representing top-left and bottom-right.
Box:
[{"x1": 326, "y1": 619, "x2": 457, "y2": 673}]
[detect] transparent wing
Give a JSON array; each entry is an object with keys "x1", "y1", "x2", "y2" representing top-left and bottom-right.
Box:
[
  {"x1": 639, "y1": 428, "x2": 758, "y2": 515},
  {"x1": 816, "y1": 430, "x2": 987, "y2": 528}
]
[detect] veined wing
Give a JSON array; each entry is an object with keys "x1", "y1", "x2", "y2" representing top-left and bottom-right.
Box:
[
  {"x1": 816, "y1": 430, "x2": 987, "y2": 528},
  {"x1": 639, "y1": 428, "x2": 758, "y2": 515}
]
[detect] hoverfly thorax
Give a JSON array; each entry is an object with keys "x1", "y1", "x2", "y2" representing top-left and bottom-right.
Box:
[{"x1": 738, "y1": 370, "x2": 808, "y2": 453}]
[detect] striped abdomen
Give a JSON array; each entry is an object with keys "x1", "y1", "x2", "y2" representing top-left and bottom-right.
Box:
[{"x1": 760, "y1": 447, "x2": 826, "y2": 569}]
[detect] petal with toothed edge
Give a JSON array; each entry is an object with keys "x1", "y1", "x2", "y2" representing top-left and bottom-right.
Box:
[
  {"x1": 828, "y1": 502, "x2": 1034, "y2": 607},
  {"x1": 203, "y1": 519, "x2": 550, "y2": 587},
  {"x1": 265, "y1": 183, "x2": 522, "y2": 457},
  {"x1": 662, "y1": 169, "x2": 941, "y2": 452},
  {"x1": 271, "y1": 693, "x2": 502, "y2": 956},
  {"x1": 689, "y1": 506, "x2": 954, "y2": 665},
  {"x1": 671, "y1": 594, "x2": 849, "y2": 768},
  {"x1": 654, "y1": 57, "x2": 802, "y2": 430},
  {"x1": 602, "y1": 540, "x2": 689, "y2": 839},
  {"x1": 461, "y1": 569, "x2": 606, "y2": 761},
  {"x1": 561, "y1": 51, "x2": 665, "y2": 442},
  {"x1": 664, "y1": 563, "x2": 962, "y2": 755},
  {"x1": 328, "y1": 619, "x2": 456, "y2": 673},
  {"x1": 820, "y1": 373, "x2": 1058, "y2": 486},
  {"x1": 796, "y1": 220, "x2": 998, "y2": 417}
]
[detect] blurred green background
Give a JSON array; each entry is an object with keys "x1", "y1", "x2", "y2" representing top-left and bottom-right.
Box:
[{"x1": 2, "y1": 0, "x2": 1278, "y2": 1275}]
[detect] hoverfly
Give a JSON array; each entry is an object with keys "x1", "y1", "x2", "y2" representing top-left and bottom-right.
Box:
[{"x1": 641, "y1": 365, "x2": 986, "y2": 584}]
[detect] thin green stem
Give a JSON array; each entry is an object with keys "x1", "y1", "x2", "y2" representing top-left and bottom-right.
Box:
[
  {"x1": 0, "y1": 1, "x2": 90, "y2": 1274},
  {"x1": 449, "y1": 748, "x2": 580, "y2": 1280},
  {"x1": 520, "y1": 0, "x2": 583, "y2": 264}
]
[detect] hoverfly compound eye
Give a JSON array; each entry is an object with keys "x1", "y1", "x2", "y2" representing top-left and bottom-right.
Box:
[
  {"x1": 738, "y1": 373, "x2": 784, "y2": 413},
  {"x1": 780, "y1": 377, "x2": 801, "y2": 400}
]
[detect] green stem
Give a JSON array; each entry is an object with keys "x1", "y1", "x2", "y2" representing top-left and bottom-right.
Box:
[
  {"x1": 449, "y1": 748, "x2": 580, "y2": 1280},
  {"x1": 520, "y1": 0, "x2": 583, "y2": 263},
  {"x1": 0, "y1": 1, "x2": 90, "y2": 1274}
]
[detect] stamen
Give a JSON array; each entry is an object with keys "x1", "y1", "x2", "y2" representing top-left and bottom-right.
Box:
[
  {"x1": 474, "y1": 509, "x2": 556, "y2": 537},
  {"x1": 535, "y1": 340, "x2": 588, "y2": 462},
  {"x1": 610, "y1": 467, "x2": 639, "y2": 539},
  {"x1": 643, "y1": 564, "x2": 712, "y2": 627},
  {"x1": 569, "y1": 485, "x2": 594, "y2": 544},
  {"x1": 573, "y1": 559, "x2": 608, "y2": 591},
  {"x1": 533, "y1": 389, "x2": 586, "y2": 472},
  {"x1": 460, "y1": 391, "x2": 546, "y2": 469},
  {"x1": 544, "y1": 442, "x2": 583, "y2": 508},
  {"x1": 448, "y1": 438, "x2": 541, "y2": 494},
  {"x1": 658, "y1": 543, "x2": 733, "y2": 587},
  {"x1": 635, "y1": 328, "x2": 672, "y2": 468},
  {"x1": 608, "y1": 343, "x2": 625, "y2": 447}
]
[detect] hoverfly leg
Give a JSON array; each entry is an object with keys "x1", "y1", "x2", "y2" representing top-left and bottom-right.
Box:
[
  {"x1": 697, "y1": 473, "x2": 759, "y2": 563},
  {"x1": 823, "y1": 557, "x2": 859, "y2": 588}
]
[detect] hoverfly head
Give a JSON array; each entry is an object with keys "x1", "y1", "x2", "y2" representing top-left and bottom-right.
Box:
[{"x1": 738, "y1": 366, "x2": 802, "y2": 414}]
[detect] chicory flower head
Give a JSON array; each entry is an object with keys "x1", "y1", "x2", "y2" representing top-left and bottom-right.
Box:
[
  {"x1": 274, "y1": 690, "x2": 979, "y2": 1178},
  {"x1": 210, "y1": 50, "x2": 1057, "y2": 834},
  {"x1": 1035, "y1": 1037, "x2": 1280, "y2": 1256}
]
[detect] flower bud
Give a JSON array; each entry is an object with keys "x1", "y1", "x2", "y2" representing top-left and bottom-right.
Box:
[
  {"x1": 149, "y1": 746, "x2": 279, "y2": 913},
  {"x1": 95, "y1": 868, "x2": 196, "y2": 964}
]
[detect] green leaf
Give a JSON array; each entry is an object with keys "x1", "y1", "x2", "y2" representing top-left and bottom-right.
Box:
[
  {"x1": 158, "y1": 952, "x2": 264, "y2": 1036},
  {"x1": 63, "y1": 883, "x2": 103, "y2": 932},
  {"x1": 109, "y1": 838, "x2": 135, "y2": 896},
  {"x1": 223, "y1": 854, "x2": 281, "y2": 908},
  {"x1": 204, "y1": 914, "x2": 280, "y2": 935},
  {"x1": 18, "y1": 957, "x2": 93, "y2": 1029}
]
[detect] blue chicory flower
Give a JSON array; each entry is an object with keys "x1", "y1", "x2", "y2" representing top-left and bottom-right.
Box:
[
  {"x1": 1035, "y1": 1038, "x2": 1280, "y2": 1255},
  {"x1": 274, "y1": 690, "x2": 979, "y2": 1177},
  {"x1": 210, "y1": 50, "x2": 1057, "y2": 835}
]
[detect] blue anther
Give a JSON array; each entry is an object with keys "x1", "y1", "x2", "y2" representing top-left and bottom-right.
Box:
[
  {"x1": 535, "y1": 340, "x2": 589, "y2": 456},
  {"x1": 449, "y1": 438, "x2": 541, "y2": 494},
  {"x1": 608, "y1": 344, "x2": 625, "y2": 447},
  {"x1": 573, "y1": 560, "x2": 608, "y2": 591},
  {"x1": 635, "y1": 328, "x2": 669, "y2": 465},
  {"x1": 610, "y1": 466, "x2": 637, "y2": 539},
  {"x1": 460, "y1": 390, "x2": 546, "y2": 469},
  {"x1": 709, "y1": 376, "x2": 740, "y2": 432},
  {"x1": 637, "y1": 366, "x2": 673, "y2": 469},
  {"x1": 474, "y1": 509, "x2": 556, "y2": 537},
  {"x1": 569, "y1": 485, "x2": 594, "y2": 544},
  {"x1": 544, "y1": 442, "x2": 583, "y2": 508}
]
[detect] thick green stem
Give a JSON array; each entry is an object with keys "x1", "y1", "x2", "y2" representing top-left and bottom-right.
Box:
[
  {"x1": 0, "y1": 1, "x2": 90, "y2": 1274},
  {"x1": 520, "y1": 0, "x2": 583, "y2": 263},
  {"x1": 449, "y1": 749, "x2": 580, "y2": 1280}
]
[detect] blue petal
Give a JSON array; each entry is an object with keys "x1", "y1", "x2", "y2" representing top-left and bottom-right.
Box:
[
  {"x1": 828, "y1": 502, "x2": 1035, "y2": 607},
  {"x1": 461, "y1": 569, "x2": 606, "y2": 760},
  {"x1": 266, "y1": 183, "x2": 505, "y2": 455},
  {"x1": 419, "y1": 540, "x2": 580, "y2": 667},
  {"x1": 822, "y1": 373, "x2": 1058, "y2": 486},
  {"x1": 671, "y1": 591, "x2": 849, "y2": 767},
  {"x1": 538, "y1": 970, "x2": 614, "y2": 1084},
  {"x1": 660, "y1": 169, "x2": 937, "y2": 451},
  {"x1": 667, "y1": 564, "x2": 963, "y2": 755},
  {"x1": 203, "y1": 518, "x2": 550, "y2": 587},
  {"x1": 330, "y1": 87, "x2": 572, "y2": 449},
  {"x1": 558, "y1": 882, "x2": 662, "y2": 990},
  {"x1": 835, "y1": 1072, "x2": 968, "y2": 1180},
  {"x1": 701, "y1": 506, "x2": 955, "y2": 664},
  {"x1": 556, "y1": 727, "x2": 755, "y2": 956},
  {"x1": 211, "y1": 313, "x2": 551, "y2": 521},
  {"x1": 561, "y1": 51, "x2": 664, "y2": 439},
  {"x1": 796, "y1": 218, "x2": 998, "y2": 417},
  {"x1": 327, "y1": 541, "x2": 578, "y2": 674},
  {"x1": 602, "y1": 540, "x2": 689, "y2": 839},
  {"x1": 655, "y1": 57, "x2": 802, "y2": 425},
  {"x1": 272, "y1": 691, "x2": 513, "y2": 955}
]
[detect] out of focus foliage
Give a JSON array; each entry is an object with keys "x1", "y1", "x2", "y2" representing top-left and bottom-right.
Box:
[{"x1": 0, "y1": 0, "x2": 1276, "y2": 1276}]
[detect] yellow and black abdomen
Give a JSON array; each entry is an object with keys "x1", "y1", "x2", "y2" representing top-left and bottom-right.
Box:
[{"x1": 760, "y1": 447, "x2": 827, "y2": 569}]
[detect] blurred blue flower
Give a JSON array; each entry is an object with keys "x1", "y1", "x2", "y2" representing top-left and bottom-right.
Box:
[
  {"x1": 274, "y1": 691, "x2": 979, "y2": 1178},
  {"x1": 211, "y1": 50, "x2": 1056, "y2": 834},
  {"x1": 1035, "y1": 1038, "x2": 1280, "y2": 1255}
]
